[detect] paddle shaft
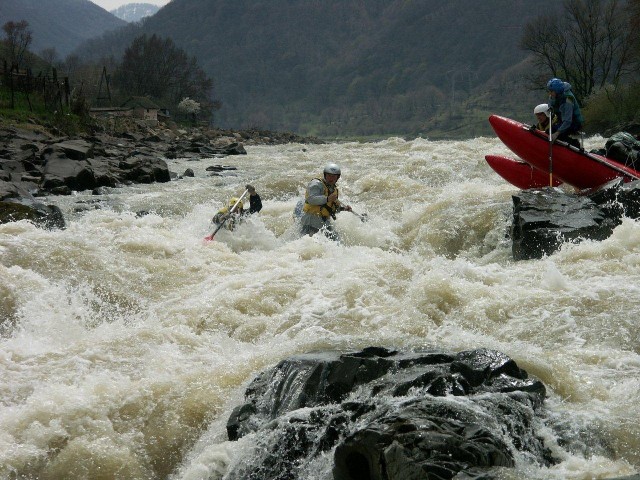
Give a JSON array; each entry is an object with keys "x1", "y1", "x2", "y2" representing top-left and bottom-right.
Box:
[
  {"x1": 548, "y1": 109, "x2": 553, "y2": 187},
  {"x1": 206, "y1": 189, "x2": 249, "y2": 240},
  {"x1": 350, "y1": 210, "x2": 367, "y2": 222}
]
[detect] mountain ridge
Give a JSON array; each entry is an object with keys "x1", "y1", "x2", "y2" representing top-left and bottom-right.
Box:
[{"x1": 0, "y1": 0, "x2": 126, "y2": 57}]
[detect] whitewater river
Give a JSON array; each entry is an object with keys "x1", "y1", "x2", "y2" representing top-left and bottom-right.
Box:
[{"x1": 1, "y1": 134, "x2": 639, "y2": 479}]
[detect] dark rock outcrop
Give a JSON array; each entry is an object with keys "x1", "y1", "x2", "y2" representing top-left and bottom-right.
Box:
[
  {"x1": 225, "y1": 347, "x2": 551, "y2": 480},
  {"x1": 0, "y1": 200, "x2": 65, "y2": 230},
  {"x1": 0, "y1": 126, "x2": 171, "y2": 226},
  {"x1": 0, "y1": 119, "x2": 321, "y2": 228},
  {"x1": 511, "y1": 179, "x2": 640, "y2": 260}
]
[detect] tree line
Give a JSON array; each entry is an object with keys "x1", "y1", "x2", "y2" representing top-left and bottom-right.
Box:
[
  {"x1": 1, "y1": 20, "x2": 217, "y2": 125},
  {"x1": 521, "y1": 0, "x2": 639, "y2": 134}
]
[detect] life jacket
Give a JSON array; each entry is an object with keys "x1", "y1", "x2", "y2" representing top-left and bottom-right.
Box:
[
  {"x1": 212, "y1": 204, "x2": 244, "y2": 231},
  {"x1": 303, "y1": 178, "x2": 340, "y2": 220},
  {"x1": 566, "y1": 92, "x2": 584, "y2": 129},
  {"x1": 537, "y1": 113, "x2": 559, "y2": 133},
  {"x1": 554, "y1": 90, "x2": 584, "y2": 131},
  {"x1": 215, "y1": 204, "x2": 244, "y2": 217}
]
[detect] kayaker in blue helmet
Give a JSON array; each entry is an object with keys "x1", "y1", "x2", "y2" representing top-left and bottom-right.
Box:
[{"x1": 546, "y1": 77, "x2": 584, "y2": 148}]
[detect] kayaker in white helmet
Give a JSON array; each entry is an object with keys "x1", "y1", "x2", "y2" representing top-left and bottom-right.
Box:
[
  {"x1": 533, "y1": 103, "x2": 558, "y2": 134},
  {"x1": 300, "y1": 163, "x2": 352, "y2": 240}
]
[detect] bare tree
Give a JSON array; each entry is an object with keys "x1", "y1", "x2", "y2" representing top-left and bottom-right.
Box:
[
  {"x1": 2, "y1": 20, "x2": 33, "y2": 70},
  {"x1": 61, "y1": 54, "x2": 81, "y2": 78},
  {"x1": 39, "y1": 47, "x2": 58, "y2": 75},
  {"x1": 521, "y1": 0, "x2": 637, "y2": 103},
  {"x1": 629, "y1": 0, "x2": 640, "y2": 68},
  {"x1": 113, "y1": 34, "x2": 214, "y2": 117}
]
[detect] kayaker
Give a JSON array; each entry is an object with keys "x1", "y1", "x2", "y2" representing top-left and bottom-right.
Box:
[
  {"x1": 300, "y1": 163, "x2": 352, "y2": 240},
  {"x1": 533, "y1": 103, "x2": 559, "y2": 134},
  {"x1": 546, "y1": 78, "x2": 584, "y2": 148},
  {"x1": 212, "y1": 184, "x2": 262, "y2": 231}
]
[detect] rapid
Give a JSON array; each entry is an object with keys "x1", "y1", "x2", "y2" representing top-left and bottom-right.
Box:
[{"x1": 1, "y1": 134, "x2": 639, "y2": 479}]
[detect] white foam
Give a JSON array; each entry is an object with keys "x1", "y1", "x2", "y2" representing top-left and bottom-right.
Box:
[{"x1": 1, "y1": 136, "x2": 639, "y2": 478}]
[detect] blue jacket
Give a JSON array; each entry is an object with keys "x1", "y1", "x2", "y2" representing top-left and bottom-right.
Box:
[{"x1": 550, "y1": 82, "x2": 584, "y2": 134}]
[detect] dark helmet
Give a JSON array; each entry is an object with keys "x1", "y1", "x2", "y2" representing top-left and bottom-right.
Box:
[
  {"x1": 323, "y1": 163, "x2": 341, "y2": 176},
  {"x1": 547, "y1": 78, "x2": 565, "y2": 94}
]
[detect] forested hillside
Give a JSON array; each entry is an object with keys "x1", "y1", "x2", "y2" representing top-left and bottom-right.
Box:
[
  {"x1": 81, "y1": 1, "x2": 563, "y2": 137},
  {"x1": 0, "y1": 0, "x2": 126, "y2": 57}
]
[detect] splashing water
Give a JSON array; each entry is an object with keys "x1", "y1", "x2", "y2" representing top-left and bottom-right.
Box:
[{"x1": 1, "y1": 135, "x2": 639, "y2": 479}]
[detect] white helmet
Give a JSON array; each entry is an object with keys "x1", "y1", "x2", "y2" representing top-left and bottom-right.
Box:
[
  {"x1": 534, "y1": 103, "x2": 550, "y2": 116},
  {"x1": 323, "y1": 163, "x2": 341, "y2": 176}
]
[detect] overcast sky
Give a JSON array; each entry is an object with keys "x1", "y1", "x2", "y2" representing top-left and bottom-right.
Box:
[{"x1": 90, "y1": 0, "x2": 171, "y2": 11}]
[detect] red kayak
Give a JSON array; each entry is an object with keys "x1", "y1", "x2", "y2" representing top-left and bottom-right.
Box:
[
  {"x1": 489, "y1": 115, "x2": 640, "y2": 189},
  {"x1": 485, "y1": 154, "x2": 561, "y2": 189}
]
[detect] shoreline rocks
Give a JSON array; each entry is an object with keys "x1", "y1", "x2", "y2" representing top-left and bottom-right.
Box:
[{"x1": 0, "y1": 118, "x2": 323, "y2": 228}]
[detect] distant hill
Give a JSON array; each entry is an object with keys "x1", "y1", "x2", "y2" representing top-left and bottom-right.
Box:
[
  {"x1": 75, "y1": 0, "x2": 564, "y2": 138},
  {"x1": 15, "y1": 0, "x2": 565, "y2": 138},
  {"x1": 110, "y1": 3, "x2": 160, "y2": 23},
  {"x1": 0, "y1": 0, "x2": 126, "y2": 58}
]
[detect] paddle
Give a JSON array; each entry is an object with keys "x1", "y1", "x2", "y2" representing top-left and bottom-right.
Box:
[
  {"x1": 349, "y1": 210, "x2": 368, "y2": 222},
  {"x1": 204, "y1": 189, "x2": 249, "y2": 241},
  {"x1": 547, "y1": 107, "x2": 554, "y2": 186}
]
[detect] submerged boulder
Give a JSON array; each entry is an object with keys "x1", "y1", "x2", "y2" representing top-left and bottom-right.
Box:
[
  {"x1": 0, "y1": 200, "x2": 65, "y2": 229},
  {"x1": 224, "y1": 347, "x2": 551, "y2": 480}
]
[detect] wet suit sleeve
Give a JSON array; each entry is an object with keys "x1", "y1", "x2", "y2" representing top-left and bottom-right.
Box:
[
  {"x1": 249, "y1": 193, "x2": 262, "y2": 214},
  {"x1": 306, "y1": 179, "x2": 327, "y2": 205},
  {"x1": 557, "y1": 101, "x2": 574, "y2": 134}
]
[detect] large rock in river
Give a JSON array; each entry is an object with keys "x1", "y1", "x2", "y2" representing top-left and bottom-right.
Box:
[
  {"x1": 510, "y1": 179, "x2": 640, "y2": 260},
  {"x1": 224, "y1": 347, "x2": 551, "y2": 480}
]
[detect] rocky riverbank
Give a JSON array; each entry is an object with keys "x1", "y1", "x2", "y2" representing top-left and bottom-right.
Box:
[{"x1": 0, "y1": 116, "x2": 323, "y2": 228}]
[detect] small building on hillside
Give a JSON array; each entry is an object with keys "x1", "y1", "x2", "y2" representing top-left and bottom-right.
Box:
[
  {"x1": 89, "y1": 106, "x2": 128, "y2": 118},
  {"x1": 121, "y1": 96, "x2": 161, "y2": 123}
]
